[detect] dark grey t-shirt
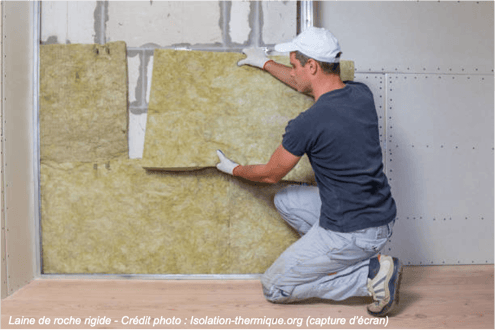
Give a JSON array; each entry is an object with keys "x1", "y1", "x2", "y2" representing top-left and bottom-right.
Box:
[{"x1": 282, "y1": 81, "x2": 396, "y2": 233}]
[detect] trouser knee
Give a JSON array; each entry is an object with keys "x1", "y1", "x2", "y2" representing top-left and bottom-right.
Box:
[{"x1": 273, "y1": 189, "x2": 288, "y2": 214}]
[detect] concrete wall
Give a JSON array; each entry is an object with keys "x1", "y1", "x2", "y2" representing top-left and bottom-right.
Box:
[{"x1": 41, "y1": 1, "x2": 297, "y2": 159}]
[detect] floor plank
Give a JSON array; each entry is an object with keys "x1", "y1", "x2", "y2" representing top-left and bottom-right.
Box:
[{"x1": 2, "y1": 265, "x2": 493, "y2": 329}]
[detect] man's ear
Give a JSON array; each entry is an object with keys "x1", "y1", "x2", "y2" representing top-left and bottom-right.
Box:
[{"x1": 307, "y1": 58, "x2": 318, "y2": 75}]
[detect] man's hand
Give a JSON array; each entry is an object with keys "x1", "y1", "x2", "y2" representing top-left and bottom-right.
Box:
[
  {"x1": 228, "y1": 145, "x2": 301, "y2": 184},
  {"x1": 216, "y1": 150, "x2": 240, "y2": 175},
  {"x1": 237, "y1": 47, "x2": 272, "y2": 70}
]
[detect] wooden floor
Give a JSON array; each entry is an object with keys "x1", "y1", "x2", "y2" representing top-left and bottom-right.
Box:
[{"x1": 2, "y1": 265, "x2": 493, "y2": 329}]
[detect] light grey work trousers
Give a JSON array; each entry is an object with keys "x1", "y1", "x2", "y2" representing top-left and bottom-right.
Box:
[{"x1": 261, "y1": 185, "x2": 394, "y2": 303}]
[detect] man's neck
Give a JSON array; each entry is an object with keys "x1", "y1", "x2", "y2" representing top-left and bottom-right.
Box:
[{"x1": 311, "y1": 74, "x2": 346, "y2": 101}]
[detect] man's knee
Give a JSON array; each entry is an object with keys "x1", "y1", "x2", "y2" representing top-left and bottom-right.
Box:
[
  {"x1": 274, "y1": 185, "x2": 320, "y2": 212},
  {"x1": 273, "y1": 188, "x2": 288, "y2": 213}
]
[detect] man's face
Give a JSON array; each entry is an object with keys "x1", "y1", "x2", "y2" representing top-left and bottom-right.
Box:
[{"x1": 289, "y1": 52, "x2": 312, "y2": 95}]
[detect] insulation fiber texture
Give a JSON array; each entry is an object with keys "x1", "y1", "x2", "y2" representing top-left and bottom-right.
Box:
[
  {"x1": 41, "y1": 159, "x2": 299, "y2": 274},
  {"x1": 40, "y1": 42, "x2": 129, "y2": 163},
  {"x1": 143, "y1": 50, "x2": 353, "y2": 182}
]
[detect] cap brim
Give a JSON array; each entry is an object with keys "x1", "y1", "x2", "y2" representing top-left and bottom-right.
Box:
[{"x1": 274, "y1": 42, "x2": 298, "y2": 53}]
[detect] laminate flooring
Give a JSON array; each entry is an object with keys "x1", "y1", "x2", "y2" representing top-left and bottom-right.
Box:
[{"x1": 2, "y1": 265, "x2": 493, "y2": 329}]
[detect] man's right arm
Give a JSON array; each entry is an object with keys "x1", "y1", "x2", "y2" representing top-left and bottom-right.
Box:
[
  {"x1": 263, "y1": 60, "x2": 298, "y2": 91},
  {"x1": 238, "y1": 47, "x2": 298, "y2": 91}
]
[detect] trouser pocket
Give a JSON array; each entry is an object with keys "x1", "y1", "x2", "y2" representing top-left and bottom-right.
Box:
[{"x1": 354, "y1": 236, "x2": 388, "y2": 254}]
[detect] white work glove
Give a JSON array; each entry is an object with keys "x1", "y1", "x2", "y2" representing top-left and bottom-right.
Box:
[
  {"x1": 216, "y1": 150, "x2": 239, "y2": 175},
  {"x1": 237, "y1": 47, "x2": 271, "y2": 70}
]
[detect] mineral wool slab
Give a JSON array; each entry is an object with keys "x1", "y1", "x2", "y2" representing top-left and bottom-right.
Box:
[
  {"x1": 142, "y1": 49, "x2": 354, "y2": 182},
  {"x1": 40, "y1": 42, "x2": 128, "y2": 163},
  {"x1": 228, "y1": 180, "x2": 300, "y2": 274},
  {"x1": 41, "y1": 159, "x2": 299, "y2": 274}
]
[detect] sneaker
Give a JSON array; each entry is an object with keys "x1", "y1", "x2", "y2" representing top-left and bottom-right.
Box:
[{"x1": 367, "y1": 255, "x2": 403, "y2": 317}]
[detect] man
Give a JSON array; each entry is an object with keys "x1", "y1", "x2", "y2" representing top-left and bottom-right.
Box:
[{"x1": 216, "y1": 27, "x2": 402, "y2": 317}]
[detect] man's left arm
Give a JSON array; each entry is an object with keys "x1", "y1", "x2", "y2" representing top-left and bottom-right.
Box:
[{"x1": 216, "y1": 145, "x2": 301, "y2": 184}]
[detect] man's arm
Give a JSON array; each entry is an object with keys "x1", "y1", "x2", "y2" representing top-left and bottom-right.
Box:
[
  {"x1": 217, "y1": 145, "x2": 301, "y2": 184},
  {"x1": 263, "y1": 60, "x2": 298, "y2": 91},
  {"x1": 237, "y1": 47, "x2": 298, "y2": 91}
]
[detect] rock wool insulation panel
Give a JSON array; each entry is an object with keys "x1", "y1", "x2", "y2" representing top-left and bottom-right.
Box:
[
  {"x1": 142, "y1": 50, "x2": 354, "y2": 183},
  {"x1": 40, "y1": 45, "x2": 331, "y2": 274},
  {"x1": 41, "y1": 159, "x2": 299, "y2": 274},
  {"x1": 40, "y1": 42, "x2": 128, "y2": 163}
]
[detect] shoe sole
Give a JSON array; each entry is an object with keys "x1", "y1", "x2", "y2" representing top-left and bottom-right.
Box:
[{"x1": 368, "y1": 258, "x2": 403, "y2": 317}]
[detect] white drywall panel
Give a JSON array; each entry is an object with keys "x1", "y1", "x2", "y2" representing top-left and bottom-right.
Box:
[
  {"x1": 317, "y1": 1, "x2": 494, "y2": 74},
  {"x1": 107, "y1": 1, "x2": 222, "y2": 47},
  {"x1": 41, "y1": 1, "x2": 96, "y2": 44},
  {"x1": 0, "y1": 191, "x2": 4, "y2": 297},
  {"x1": 354, "y1": 74, "x2": 386, "y2": 152},
  {"x1": 383, "y1": 74, "x2": 494, "y2": 265},
  {"x1": 2, "y1": 1, "x2": 38, "y2": 295},
  {"x1": 262, "y1": 1, "x2": 297, "y2": 44},
  {"x1": 0, "y1": 1, "x2": 6, "y2": 300}
]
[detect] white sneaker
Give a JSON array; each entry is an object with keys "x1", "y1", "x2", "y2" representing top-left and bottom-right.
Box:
[{"x1": 367, "y1": 255, "x2": 403, "y2": 317}]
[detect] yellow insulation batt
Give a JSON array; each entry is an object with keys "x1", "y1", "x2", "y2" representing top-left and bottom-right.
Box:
[
  {"x1": 142, "y1": 49, "x2": 354, "y2": 182},
  {"x1": 41, "y1": 159, "x2": 299, "y2": 274},
  {"x1": 40, "y1": 41, "x2": 128, "y2": 163}
]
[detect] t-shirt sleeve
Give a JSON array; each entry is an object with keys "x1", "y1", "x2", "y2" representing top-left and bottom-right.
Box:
[{"x1": 282, "y1": 112, "x2": 312, "y2": 157}]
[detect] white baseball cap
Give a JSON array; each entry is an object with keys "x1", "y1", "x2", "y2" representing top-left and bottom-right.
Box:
[{"x1": 274, "y1": 27, "x2": 341, "y2": 63}]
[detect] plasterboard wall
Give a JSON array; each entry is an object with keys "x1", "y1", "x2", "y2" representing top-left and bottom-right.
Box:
[
  {"x1": 1, "y1": 1, "x2": 38, "y2": 297},
  {"x1": 317, "y1": 1, "x2": 493, "y2": 75},
  {"x1": 1, "y1": 1, "x2": 6, "y2": 300},
  {"x1": 318, "y1": 1, "x2": 494, "y2": 265}
]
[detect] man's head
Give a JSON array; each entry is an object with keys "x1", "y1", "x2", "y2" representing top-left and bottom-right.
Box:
[
  {"x1": 275, "y1": 27, "x2": 342, "y2": 69},
  {"x1": 280, "y1": 27, "x2": 344, "y2": 96},
  {"x1": 294, "y1": 51, "x2": 341, "y2": 75}
]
